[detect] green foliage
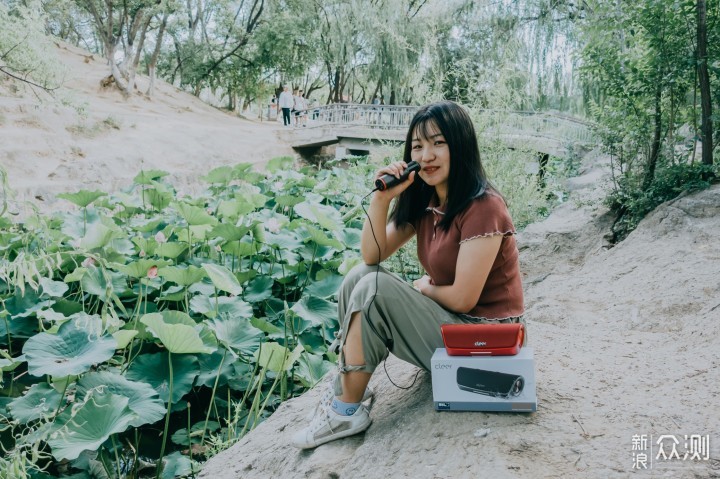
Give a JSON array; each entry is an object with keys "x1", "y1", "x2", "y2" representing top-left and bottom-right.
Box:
[
  {"x1": 578, "y1": 0, "x2": 719, "y2": 240},
  {"x1": 0, "y1": 1, "x2": 66, "y2": 90},
  {"x1": 607, "y1": 163, "x2": 718, "y2": 241}
]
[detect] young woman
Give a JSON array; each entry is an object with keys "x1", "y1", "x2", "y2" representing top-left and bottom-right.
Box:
[{"x1": 292, "y1": 100, "x2": 525, "y2": 449}]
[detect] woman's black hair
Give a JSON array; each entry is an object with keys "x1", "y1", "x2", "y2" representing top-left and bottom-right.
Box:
[{"x1": 390, "y1": 100, "x2": 489, "y2": 231}]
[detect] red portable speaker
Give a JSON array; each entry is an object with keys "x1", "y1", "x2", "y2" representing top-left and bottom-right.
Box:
[{"x1": 440, "y1": 323, "x2": 525, "y2": 356}]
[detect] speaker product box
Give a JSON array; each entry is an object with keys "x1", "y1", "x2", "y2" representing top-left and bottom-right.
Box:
[{"x1": 431, "y1": 347, "x2": 537, "y2": 412}]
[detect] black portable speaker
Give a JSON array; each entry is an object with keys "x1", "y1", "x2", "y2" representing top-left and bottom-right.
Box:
[{"x1": 456, "y1": 367, "x2": 525, "y2": 399}]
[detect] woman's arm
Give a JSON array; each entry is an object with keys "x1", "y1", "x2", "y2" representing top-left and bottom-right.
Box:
[
  {"x1": 414, "y1": 235, "x2": 502, "y2": 313},
  {"x1": 360, "y1": 162, "x2": 417, "y2": 265}
]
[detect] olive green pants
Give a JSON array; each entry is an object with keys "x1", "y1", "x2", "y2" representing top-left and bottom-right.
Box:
[{"x1": 333, "y1": 263, "x2": 523, "y2": 395}]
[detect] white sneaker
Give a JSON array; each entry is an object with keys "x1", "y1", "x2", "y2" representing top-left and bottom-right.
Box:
[
  {"x1": 291, "y1": 403, "x2": 371, "y2": 449},
  {"x1": 304, "y1": 378, "x2": 374, "y2": 421}
]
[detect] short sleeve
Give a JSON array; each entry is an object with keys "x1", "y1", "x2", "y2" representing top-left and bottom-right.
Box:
[{"x1": 457, "y1": 193, "x2": 516, "y2": 243}]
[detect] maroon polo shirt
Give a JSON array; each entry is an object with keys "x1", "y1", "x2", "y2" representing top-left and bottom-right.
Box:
[{"x1": 412, "y1": 191, "x2": 524, "y2": 320}]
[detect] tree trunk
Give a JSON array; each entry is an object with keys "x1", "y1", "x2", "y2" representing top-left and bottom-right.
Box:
[
  {"x1": 643, "y1": 82, "x2": 663, "y2": 189},
  {"x1": 696, "y1": 0, "x2": 713, "y2": 166},
  {"x1": 147, "y1": 13, "x2": 169, "y2": 97}
]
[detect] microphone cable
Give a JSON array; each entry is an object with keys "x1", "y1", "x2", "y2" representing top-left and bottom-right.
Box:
[{"x1": 358, "y1": 190, "x2": 421, "y2": 391}]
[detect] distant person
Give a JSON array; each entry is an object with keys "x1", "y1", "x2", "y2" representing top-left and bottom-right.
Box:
[
  {"x1": 278, "y1": 85, "x2": 293, "y2": 126},
  {"x1": 291, "y1": 100, "x2": 525, "y2": 449},
  {"x1": 292, "y1": 88, "x2": 300, "y2": 126},
  {"x1": 294, "y1": 89, "x2": 308, "y2": 127},
  {"x1": 371, "y1": 96, "x2": 380, "y2": 105}
]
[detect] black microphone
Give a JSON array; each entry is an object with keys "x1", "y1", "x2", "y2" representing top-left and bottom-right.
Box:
[{"x1": 373, "y1": 161, "x2": 420, "y2": 191}]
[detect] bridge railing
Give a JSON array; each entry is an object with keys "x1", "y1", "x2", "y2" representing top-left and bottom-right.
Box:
[
  {"x1": 475, "y1": 110, "x2": 595, "y2": 145},
  {"x1": 303, "y1": 103, "x2": 418, "y2": 131},
  {"x1": 298, "y1": 103, "x2": 594, "y2": 145}
]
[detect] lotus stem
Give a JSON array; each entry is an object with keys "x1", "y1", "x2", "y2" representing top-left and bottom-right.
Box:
[
  {"x1": 200, "y1": 348, "x2": 226, "y2": 446},
  {"x1": 156, "y1": 352, "x2": 174, "y2": 479}
]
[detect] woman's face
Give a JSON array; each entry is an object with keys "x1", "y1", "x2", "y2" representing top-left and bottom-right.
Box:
[{"x1": 410, "y1": 120, "x2": 450, "y2": 190}]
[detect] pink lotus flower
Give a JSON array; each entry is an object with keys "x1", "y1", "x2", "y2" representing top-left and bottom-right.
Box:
[
  {"x1": 139, "y1": 250, "x2": 147, "y2": 257},
  {"x1": 81, "y1": 257, "x2": 96, "y2": 268},
  {"x1": 147, "y1": 266, "x2": 158, "y2": 278},
  {"x1": 155, "y1": 231, "x2": 167, "y2": 243}
]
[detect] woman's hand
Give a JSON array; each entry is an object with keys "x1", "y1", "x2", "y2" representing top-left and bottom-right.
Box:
[
  {"x1": 413, "y1": 275, "x2": 433, "y2": 295},
  {"x1": 373, "y1": 161, "x2": 416, "y2": 200}
]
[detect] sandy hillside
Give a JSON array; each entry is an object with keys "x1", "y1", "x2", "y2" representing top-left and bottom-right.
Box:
[
  {"x1": 200, "y1": 150, "x2": 720, "y2": 478},
  {"x1": 0, "y1": 41, "x2": 293, "y2": 211}
]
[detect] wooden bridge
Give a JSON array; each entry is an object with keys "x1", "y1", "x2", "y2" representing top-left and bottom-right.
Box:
[{"x1": 278, "y1": 103, "x2": 595, "y2": 159}]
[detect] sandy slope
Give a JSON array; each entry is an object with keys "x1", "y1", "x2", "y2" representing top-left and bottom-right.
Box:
[{"x1": 0, "y1": 41, "x2": 293, "y2": 211}]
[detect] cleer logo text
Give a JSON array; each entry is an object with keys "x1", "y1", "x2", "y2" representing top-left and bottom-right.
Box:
[
  {"x1": 434, "y1": 364, "x2": 452, "y2": 370},
  {"x1": 474, "y1": 341, "x2": 487, "y2": 347}
]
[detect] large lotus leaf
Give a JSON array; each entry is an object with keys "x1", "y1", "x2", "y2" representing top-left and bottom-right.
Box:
[
  {"x1": 297, "y1": 224, "x2": 344, "y2": 250},
  {"x1": 79, "y1": 222, "x2": 123, "y2": 250},
  {"x1": 209, "y1": 223, "x2": 251, "y2": 242},
  {"x1": 216, "y1": 199, "x2": 255, "y2": 221},
  {"x1": 129, "y1": 216, "x2": 163, "y2": 233},
  {"x1": 0, "y1": 352, "x2": 24, "y2": 372},
  {"x1": 171, "y1": 420, "x2": 221, "y2": 446},
  {"x1": 126, "y1": 352, "x2": 199, "y2": 404},
  {"x1": 221, "y1": 240, "x2": 257, "y2": 257},
  {"x1": 290, "y1": 296, "x2": 337, "y2": 328},
  {"x1": 243, "y1": 275, "x2": 274, "y2": 303},
  {"x1": 133, "y1": 169, "x2": 169, "y2": 185},
  {"x1": 58, "y1": 209, "x2": 99, "y2": 239},
  {"x1": 265, "y1": 156, "x2": 295, "y2": 172},
  {"x1": 156, "y1": 242, "x2": 188, "y2": 259},
  {"x1": 161, "y1": 451, "x2": 198, "y2": 479},
  {"x1": 202, "y1": 263, "x2": 243, "y2": 296},
  {"x1": 263, "y1": 231, "x2": 304, "y2": 252},
  {"x1": 5, "y1": 287, "x2": 54, "y2": 319},
  {"x1": 241, "y1": 192, "x2": 270, "y2": 209},
  {"x1": 195, "y1": 350, "x2": 235, "y2": 388},
  {"x1": 159, "y1": 310, "x2": 196, "y2": 326},
  {"x1": 295, "y1": 353, "x2": 335, "y2": 388},
  {"x1": 294, "y1": 201, "x2": 343, "y2": 231},
  {"x1": 76, "y1": 371, "x2": 166, "y2": 428},
  {"x1": 337, "y1": 227, "x2": 362, "y2": 249},
  {"x1": 56, "y1": 190, "x2": 107, "y2": 208},
  {"x1": 173, "y1": 202, "x2": 218, "y2": 226},
  {"x1": 190, "y1": 295, "x2": 253, "y2": 319},
  {"x1": 177, "y1": 224, "x2": 213, "y2": 242},
  {"x1": 305, "y1": 274, "x2": 344, "y2": 299},
  {"x1": 131, "y1": 236, "x2": 157, "y2": 256},
  {"x1": 112, "y1": 330, "x2": 137, "y2": 349},
  {"x1": 254, "y1": 342, "x2": 303, "y2": 372},
  {"x1": 23, "y1": 320, "x2": 117, "y2": 377},
  {"x1": 159, "y1": 265, "x2": 206, "y2": 286},
  {"x1": 64, "y1": 267, "x2": 88, "y2": 283},
  {"x1": 0, "y1": 315, "x2": 37, "y2": 343},
  {"x1": 250, "y1": 316, "x2": 284, "y2": 337},
  {"x1": 8, "y1": 383, "x2": 62, "y2": 424},
  {"x1": 141, "y1": 313, "x2": 213, "y2": 354},
  {"x1": 48, "y1": 391, "x2": 134, "y2": 461},
  {"x1": 80, "y1": 268, "x2": 128, "y2": 301},
  {"x1": 39, "y1": 277, "x2": 69, "y2": 298},
  {"x1": 274, "y1": 195, "x2": 304, "y2": 208},
  {"x1": 111, "y1": 259, "x2": 171, "y2": 279},
  {"x1": 145, "y1": 187, "x2": 172, "y2": 211},
  {"x1": 202, "y1": 165, "x2": 235, "y2": 184},
  {"x1": 207, "y1": 316, "x2": 263, "y2": 354}
]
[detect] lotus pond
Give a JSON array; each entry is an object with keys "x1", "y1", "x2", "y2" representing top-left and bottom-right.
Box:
[{"x1": 0, "y1": 147, "x2": 562, "y2": 477}]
